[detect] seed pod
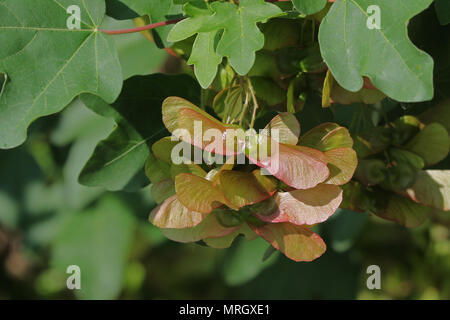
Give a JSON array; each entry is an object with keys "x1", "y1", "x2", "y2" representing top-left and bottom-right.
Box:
[
  {"x1": 353, "y1": 127, "x2": 392, "y2": 158},
  {"x1": 355, "y1": 159, "x2": 387, "y2": 185},
  {"x1": 249, "y1": 196, "x2": 278, "y2": 217},
  {"x1": 389, "y1": 148, "x2": 425, "y2": 170},
  {"x1": 405, "y1": 123, "x2": 450, "y2": 166},
  {"x1": 391, "y1": 115, "x2": 422, "y2": 146},
  {"x1": 383, "y1": 164, "x2": 417, "y2": 191},
  {"x1": 298, "y1": 45, "x2": 326, "y2": 73},
  {"x1": 213, "y1": 86, "x2": 244, "y2": 120}
]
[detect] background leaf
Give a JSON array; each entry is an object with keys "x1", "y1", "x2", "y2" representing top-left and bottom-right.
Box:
[
  {"x1": 435, "y1": 0, "x2": 450, "y2": 25},
  {"x1": 0, "y1": 0, "x2": 122, "y2": 149},
  {"x1": 79, "y1": 74, "x2": 200, "y2": 191},
  {"x1": 51, "y1": 195, "x2": 135, "y2": 300}
]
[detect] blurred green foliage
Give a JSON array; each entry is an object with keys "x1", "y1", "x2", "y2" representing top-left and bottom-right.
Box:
[{"x1": 1, "y1": 11, "x2": 449, "y2": 301}]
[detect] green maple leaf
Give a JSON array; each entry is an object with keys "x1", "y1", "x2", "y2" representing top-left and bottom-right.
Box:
[
  {"x1": 187, "y1": 30, "x2": 223, "y2": 89},
  {"x1": 168, "y1": 0, "x2": 223, "y2": 88},
  {"x1": 199, "y1": 0, "x2": 283, "y2": 76},
  {"x1": 118, "y1": 0, "x2": 184, "y2": 48},
  {"x1": 318, "y1": 0, "x2": 434, "y2": 102},
  {"x1": 291, "y1": 0, "x2": 327, "y2": 15},
  {"x1": 0, "y1": 0, "x2": 122, "y2": 149},
  {"x1": 168, "y1": 0, "x2": 212, "y2": 42}
]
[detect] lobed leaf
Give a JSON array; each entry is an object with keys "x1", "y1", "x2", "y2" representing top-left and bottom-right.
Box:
[
  {"x1": 263, "y1": 112, "x2": 301, "y2": 145},
  {"x1": 198, "y1": 0, "x2": 282, "y2": 75},
  {"x1": 319, "y1": 0, "x2": 434, "y2": 102},
  {"x1": 0, "y1": 0, "x2": 122, "y2": 149}
]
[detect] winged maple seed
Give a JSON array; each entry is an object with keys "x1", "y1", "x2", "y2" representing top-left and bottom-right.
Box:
[{"x1": 147, "y1": 97, "x2": 358, "y2": 262}]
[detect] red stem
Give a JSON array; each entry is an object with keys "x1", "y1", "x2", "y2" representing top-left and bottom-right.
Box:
[
  {"x1": 100, "y1": 0, "x2": 335, "y2": 36},
  {"x1": 100, "y1": 18, "x2": 183, "y2": 35}
]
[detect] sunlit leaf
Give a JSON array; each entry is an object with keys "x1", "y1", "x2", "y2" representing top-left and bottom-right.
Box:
[
  {"x1": 319, "y1": 0, "x2": 434, "y2": 102},
  {"x1": 263, "y1": 112, "x2": 301, "y2": 145},
  {"x1": 175, "y1": 173, "x2": 227, "y2": 213},
  {"x1": 251, "y1": 222, "x2": 326, "y2": 262},
  {"x1": 254, "y1": 184, "x2": 343, "y2": 225},
  {"x1": 375, "y1": 194, "x2": 430, "y2": 228},
  {"x1": 249, "y1": 143, "x2": 330, "y2": 190},
  {"x1": 149, "y1": 195, "x2": 207, "y2": 229},
  {"x1": 0, "y1": 0, "x2": 122, "y2": 149},
  {"x1": 299, "y1": 123, "x2": 353, "y2": 152},
  {"x1": 324, "y1": 147, "x2": 358, "y2": 185},
  {"x1": 161, "y1": 210, "x2": 240, "y2": 243},
  {"x1": 219, "y1": 170, "x2": 277, "y2": 208}
]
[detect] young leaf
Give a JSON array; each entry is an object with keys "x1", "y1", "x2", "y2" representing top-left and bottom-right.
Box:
[
  {"x1": 168, "y1": 0, "x2": 223, "y2": 88},
  {"x1": 199, "y1": 0, "x2": 282, "y2": 75},
  {"x1": 167, "y1": 0, "x2": 213, "y2": 42},
  {"x1": 219, "y1": 170, "x2": 277, "y2": 208},
  {"x1": 0, "y1": 0, "x2": 122, "y2": 149},
  {"x1": 318, "y1": 0, "x2": 434, "y2": 102},
  {"x1": 188, "y1": 30, "x2": 223, "y2": 89}
]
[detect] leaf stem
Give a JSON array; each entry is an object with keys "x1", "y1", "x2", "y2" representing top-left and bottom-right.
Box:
[{"x1": 100, "y1": 18, "x2": 182, "y2": 35}]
